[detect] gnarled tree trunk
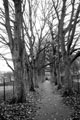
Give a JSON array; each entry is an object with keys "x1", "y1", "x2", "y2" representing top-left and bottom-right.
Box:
[
  {"x1": 3, "y1": 0, "x2": 28, "y2": 103},
  {"x1": 13, "y1": 0, "x2": 28, "y2": 102}
]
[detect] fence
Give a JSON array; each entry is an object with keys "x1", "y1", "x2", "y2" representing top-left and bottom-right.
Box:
[
  {"x1": 60, "y1": 73, "x2": 80, "y2": 92},
  {"x1": 72, "y1": 74, "x2": 80, "y2": 92},
  {"x1": 0, "y1": 77, "x2": 15, "y2": 102}
]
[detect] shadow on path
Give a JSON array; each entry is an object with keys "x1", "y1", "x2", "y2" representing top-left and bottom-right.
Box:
[{"x1": 34, "y1": 80, "x2": 73, "y2": 120}]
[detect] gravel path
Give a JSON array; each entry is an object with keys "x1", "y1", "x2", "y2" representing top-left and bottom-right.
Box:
[{"x1": 34, "y1": 81, "x2": 73, "y2": 120}]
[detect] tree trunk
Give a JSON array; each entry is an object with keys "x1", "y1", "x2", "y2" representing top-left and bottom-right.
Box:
[
  {"x1": 13, "y1": 0, "x2": 28, "y2": 102},
  {"x1": 41, "y1": 69, "x2": 45, "y2": 82},
  {"x1": 62, "y1": 60, "x2": 74, "y2": 96},
  {"x1": 3, "y1": 0, "x2": 29, "y2": 103},
  {"x1": 29, "y1": 64, "x2": 35, "y2": 91},
  {"x1": 57, "y1": 63, "x2": 62, "y2": 89},
  {"x1": 50, "y1": 63, "x2": 57, "y2": 84},
  {"x1": 50, "y1": 69, "x2": 54, "y2": 82},
  {"x1": 64, "y1": 57, "x2": 72, "y2": 89},
  {"x1": 13, "y1": 65, "x2": 27, "y2": 102},
  {"x1": 33, "y1": 69, "x2": 39, "y2": 88}
]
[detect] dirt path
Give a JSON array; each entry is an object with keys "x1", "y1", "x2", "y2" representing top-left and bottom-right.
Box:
[{"x1": 34, "y1": 80, "x2": 73, "y2": 120}]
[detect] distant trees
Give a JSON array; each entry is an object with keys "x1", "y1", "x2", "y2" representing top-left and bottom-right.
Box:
[
  {"x1": 50, "y1": 0, "x2": 80, "y2": 91},
  {"x1": 24, "y1": 0, "x2": 49, "y2": 89},
  {"x1": 41, "y1": 0, "x2": 80, "y2": 91}
]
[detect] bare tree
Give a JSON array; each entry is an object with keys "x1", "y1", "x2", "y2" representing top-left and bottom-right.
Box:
[
  {"x1": 3, "y1": 0, "x2": 29, "y2": 102},
  {"x1": 23, "y1": 0, "x2": 50, "y2": 87},
  {"x1": 0, "y1": 0, "x2": 52, "y2": 101},
  {"x1": 52, "y1": 0, "x2": 80, "y2": 92}
]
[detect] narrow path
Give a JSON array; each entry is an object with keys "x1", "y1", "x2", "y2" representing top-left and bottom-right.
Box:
[{"x1": 34, "y1": 80, "x2": 73, "y2": 120}]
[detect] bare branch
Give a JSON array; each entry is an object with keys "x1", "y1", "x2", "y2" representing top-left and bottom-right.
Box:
[
  {"x1": 0, "y1": 53, "x2": 14, "y2": 71},
  {"x1": 52, "y1": 0, "x2": 60, "y2": 21},
  {"x1": 70, "y1": 34, "x2": 80, "y2": 54},
  {"x1": 71, "y1": 51, "x2": 80, "y2": 64},
  {"x1": 67, "y1": 3, "x2": 80, "y2": 53},
  {"x1": 3, "y1": 0, "x2": 13, "y2": 52}
]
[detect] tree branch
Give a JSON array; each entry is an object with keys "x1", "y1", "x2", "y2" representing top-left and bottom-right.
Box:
[
  {"x1": 0, "y1": 53, "x2": 14, "y2": 72},
  {"x1": 67, "y1": 3, "x2": 80, "y2": 53},
  {"x1": 71, "y1": 51, "x2": 80, "y2": 64}
]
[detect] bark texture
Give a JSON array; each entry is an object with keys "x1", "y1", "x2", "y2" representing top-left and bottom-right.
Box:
[{"x1": 3, "y1": 0, "x2": 28, "y2": 103}]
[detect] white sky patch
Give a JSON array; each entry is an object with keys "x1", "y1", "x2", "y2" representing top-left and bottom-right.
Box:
[
  {"x1": 0, "y1": 60, "x2": 12, "y2": 72},
  {"x1": 0, "y1": 1, "x2": 13, "y2": 72}
]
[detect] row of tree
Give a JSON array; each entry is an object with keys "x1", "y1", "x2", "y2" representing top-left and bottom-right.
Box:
[
  {"x1": 47, "y1": 0, "x2": 80, "y2": 93},
  {"x1": 0, "y1": 0, "x2": 80, "y2": 102}
]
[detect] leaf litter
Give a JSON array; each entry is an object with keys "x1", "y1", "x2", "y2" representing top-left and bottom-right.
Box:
[
  {"x1": 63, "y1": 93, "x2": 80, "y2": 119},
  {"x1": 0, "y1": 91, "x2": 41, "y2": 120}
]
